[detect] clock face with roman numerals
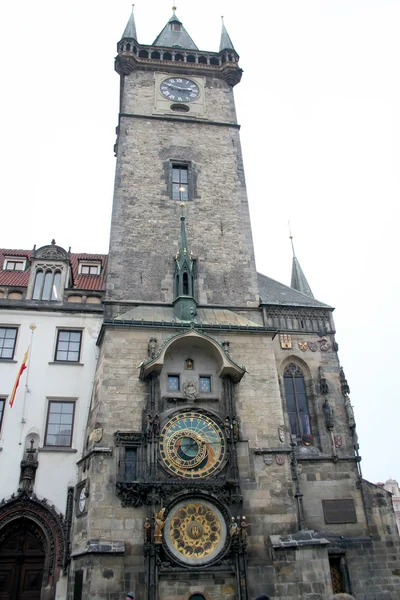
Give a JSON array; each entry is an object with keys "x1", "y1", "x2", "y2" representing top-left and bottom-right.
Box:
[
  {"x1": 159, "y1": 411, "x2": 226, "y2": 478},
  {"x1": 160, "y1": 77, "x2": 200, "y2": 102}
]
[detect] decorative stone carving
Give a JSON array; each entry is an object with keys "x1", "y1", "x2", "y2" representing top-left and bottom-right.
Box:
[
  {"x1": 318, "y1": 366, "x2": 329, "y2": 395},
  {"x1": 153, "y1": 508, "x2": 166, "y2": 544},
  {"x1": 323, "y1": 399, "x2": 335, "y2": 430},
  {"x1": 146, "y1": 413, "x2": 153, "y2": 438},
  {"x1": 153, "y1": 413, "x2": 160, "y2": 437},
  {"x1": 183, "y1": 380, "x2": 197, "y2": 400},
  {"x1": 232, "y1": 416, "x2": 240, "y2": 442},
  {"x1": 278, "y1": 425, "x2": 285, "y2": 443},
  {"x1": 148, "y1": 337, "x2": 158, "y2": 358},
  {"x1": 340, "y1": 366, "x2": 351, "y2": 396},
  {"x1": 318, "y1": 337, "x2": 332, "y2": 352},
  {"x1": 18, "y1": 439, "x2": 38, "y2": 493},
  {"x1": 344, "y1": 397, "x2": 356, "y2": 429},
  {"x1": 144, "y1": 517, "x2": 151, "y2": 542},
  {"x1": 229, "y1": 516, "x2": 239, "y2": 537},
  {"x1": 240, "y1": 516, "x2": 249, "y2": 542},
  {"x1": 308, "y1": 341, "x2": 318, "y2": 352}
]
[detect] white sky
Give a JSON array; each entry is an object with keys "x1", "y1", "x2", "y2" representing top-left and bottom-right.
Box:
[{"x1": 0, "y1": 1, "x2": 398, "y2": 484}]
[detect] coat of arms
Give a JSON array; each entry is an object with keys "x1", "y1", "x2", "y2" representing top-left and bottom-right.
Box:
[
  {"x1": 298, "y1": 341, "x2": 308, "y2": 352},
  {"x1": 280, "y1": 334, "x2": 292, "y2": 349},
  {"x1": 308, "y1": 341, "x2": 318, "y2": 352},
  {"x1": 319, "y1": 338, "x2": 332, "y2": 352},
  {"x1": 264, "y1": 454, "x2": 273, "y2": 465},
  {"x1": 334, "y1": 435, "x2": 343, "y2": 448},
  {"x1": 276, "y1": 454, "x2": 285, "y2": 466}
]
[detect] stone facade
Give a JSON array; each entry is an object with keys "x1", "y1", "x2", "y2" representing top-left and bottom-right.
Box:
[{"x1": 66, "y1": 10, "x2": 400, "y2": 600}]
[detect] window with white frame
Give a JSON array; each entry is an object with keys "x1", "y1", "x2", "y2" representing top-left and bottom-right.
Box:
[
  {"x1": 4, "y1": 258, "x2": 26, "y2": 271},
  {"x1": 78, "y1": 262, "x2": 101, "y2": 275},
  {"x1": 0, "y1": 398, "x2": 5, "y2": 433},
  {"x1": 44, "y1": 400, "x2": 76, "y2": 447},
  {"x1": 0, "y1": 327, "x2": 18, "y2": 359},
  {"x1": 33, "y1": 269, "x2": 62, "y2": 300},
  {"x1": 54, "y1": 329, "x2": 82, "y2": 362}
]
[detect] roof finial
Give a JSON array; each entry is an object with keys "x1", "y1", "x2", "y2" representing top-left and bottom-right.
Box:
[
  {"x1": 172, "y1": 5, "x2": 177, "y2": 13},
  {"x1": 288, "y1": 221, "x2": 295, "y2": 257},
  {"x1": 132, "y1": 3, "x2": 134, "y2": 13}
]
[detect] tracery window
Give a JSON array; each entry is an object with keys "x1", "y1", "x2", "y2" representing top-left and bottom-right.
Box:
[
  {"x1": 283, "y1": 363, "x2": 311, "y2": 439},
  {"x1": 33, "y1": 269, "x2": 61, "y2": 300}
]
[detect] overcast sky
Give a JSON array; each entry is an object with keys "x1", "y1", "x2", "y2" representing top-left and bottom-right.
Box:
[{"x1": 0, "y1": 1, "x2": 398, "y2": 485}]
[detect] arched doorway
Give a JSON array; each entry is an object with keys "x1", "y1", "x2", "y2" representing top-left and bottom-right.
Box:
[{"x1": 0, "y1": 520, "x2": 45, "y2": 599}]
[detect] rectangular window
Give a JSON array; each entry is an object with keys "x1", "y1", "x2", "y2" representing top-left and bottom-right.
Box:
[
  {"x1": 168, "y1": 375, "x2": 180, "y2": 391},
  {"x1": 0, "y1": 398, "x2": 5, "y2": 433},
  {"x1": 199, "y1": 376, "x2": 211, "y2": 393},
  {"x1": 55, "y1": 330, "x2": 82, "y2": 362},
  {"x1": 172, "y1": 165, "x2": 189, "y2": 201},
  {"x1": 45, "y1": 400, "x2": 75, "y2": 447},
  {"x1": 124, "y1": 448, "x2": 137, "y2": 481},
  {"x1": 79, "y1": 264, "x2": 100, "y2": 275},
  {"x1": 4, "y1": 260, "x2": 25, "y2": 271},
  {"x1": 0, "y1": 327, "x2": 18, "y2": 360}
]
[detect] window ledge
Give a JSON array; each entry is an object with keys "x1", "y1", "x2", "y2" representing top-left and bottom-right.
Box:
[
  {"x1": 39, "y1": 447, "x2": 77, "y2": 453},
  {"x1": 48, "y1": 361, "x2": 84, "y2": 366},
  {"x1": 0, "y1": 359, "x2": 17, "y2": 363}
]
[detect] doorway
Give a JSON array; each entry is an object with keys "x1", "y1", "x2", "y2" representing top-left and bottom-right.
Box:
[{"x1": 0, "y1": 521, "x2": 45, "y2": 600}]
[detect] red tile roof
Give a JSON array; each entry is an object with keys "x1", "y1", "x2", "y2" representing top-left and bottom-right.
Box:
[{"x1": 0, "y1": 249, "x2": 108, "y2": 292}]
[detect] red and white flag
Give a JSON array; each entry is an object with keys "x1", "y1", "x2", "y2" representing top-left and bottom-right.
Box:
[{"x1": 9, "y1": 347, "x2": 29, "y2": 407}]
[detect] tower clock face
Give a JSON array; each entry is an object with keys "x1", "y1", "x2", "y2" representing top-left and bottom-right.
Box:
[
  {"x1": 159, "y1": 411, "x2": 226, "y2": 478},
  {"x1": 78, "y1": 487, "x2": 87, "y2": 513},
  {"x1": 160, "y1": 77, "x2": 200, "y2": 102}
]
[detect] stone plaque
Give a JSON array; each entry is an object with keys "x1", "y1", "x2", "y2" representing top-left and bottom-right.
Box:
[{"x1": 322, "y1": 499, "x2": 357, "y2": 524}]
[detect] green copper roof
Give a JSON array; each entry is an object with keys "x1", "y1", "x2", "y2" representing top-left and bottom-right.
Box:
[
  {"x1": 153, "y1": 10, "x2": 198, "y2": 50},
  {"x1": 219, "y1": 18, "x2": 236, "y2": 51},
  {"x1": 122, "y1": 7, "x2": 138, "y2": 40}
]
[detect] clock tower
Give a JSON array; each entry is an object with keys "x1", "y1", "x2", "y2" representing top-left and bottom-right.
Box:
[{"x1": 70, "y1": 8, "x2": 400, "y2": 600}]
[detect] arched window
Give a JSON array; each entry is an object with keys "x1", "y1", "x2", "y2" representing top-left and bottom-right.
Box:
[
  {"x1": 183, "y1": 272, "x2": 189, "y2": 295},
  {"x1": 32, "y1": 269, "x2": 61, "y2": 301},
  {"x1": 32, "y1": 270, "x2": 44, "y2": 299},
  {"x1": 283, "y1": 363, "x2": 311, "y2": 439}
]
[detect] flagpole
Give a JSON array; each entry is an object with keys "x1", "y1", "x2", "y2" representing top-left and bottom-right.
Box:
[{"x1": 19, "y1": 324, "x2": 36, "y2": 445}]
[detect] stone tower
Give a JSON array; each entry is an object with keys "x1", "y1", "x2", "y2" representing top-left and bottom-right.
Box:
[{"x1": 70, "y1": 9, "x2": 400, "y2": 600}]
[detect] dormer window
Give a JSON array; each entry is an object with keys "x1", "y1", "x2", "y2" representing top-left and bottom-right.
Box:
[
  {"x1": 78, "y1": 262, "x2": 101, "y2": 275},
  {"x1": 4, "y1": 258, "x2": 26, "y2": 271},
  {"x1": 33, "y1": 269, "x2": 61, "y2": 301},
  {"x1": 170, "y1": 22, "x2": 181, "y2": 31}
]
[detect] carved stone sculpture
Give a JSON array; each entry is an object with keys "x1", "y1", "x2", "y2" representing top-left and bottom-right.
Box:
[
  {"x1": 344, "y1": 397, "x2": 356, "y2": 428},
  {"x1": 323, "y1": 399, "x2": 335, "y2": 430},
  {"x1": 229, "y1": 516, "x2": 239, "y2": 537},
  {"x1": 144, "y1": 517, "x2": 151, "y2": 542},
  {"x1": 183, "y1": 380, "x2": 197, "y2": 400},
  {"x1": 153, "y1": 508, "x2": 166, "y2": 544},
  {"x1": 232, "y1": 416, "x2": 240, "y2": 442},
  {"x1": 240, "y1": 516, "x2": 249, "y2": 542},
  {"x1": 148, "y1": 337, "x2": 157, "y2": 358}
]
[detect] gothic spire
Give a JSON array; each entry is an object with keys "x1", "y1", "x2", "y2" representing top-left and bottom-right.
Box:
[
  {"x1": 289, "y1": 230, "x2": 314, "y2": 298},
  {"x1": 153, "y1": 7, "x2": 198, "y2": 50},
  {"x1": 219, "y1": 17, "x2": 236, "y2": 52},
  {"x1": 122, "y1": 5, "x2": 138, "y2": 40},
  {"x1": 174, "y1": 203, "x2": 197, "y2": 320}
]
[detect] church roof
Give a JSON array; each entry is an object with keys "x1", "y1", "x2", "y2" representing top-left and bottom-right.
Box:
[
  {"x1": 291, "y1": 256, "x2": 314, "y2": 298},
  {"x1": 153, "y1": 10, "x2": 198, "y2": 50},
  {"x1": 257, "y1": 273, "x2": 331, "y2": 308}
]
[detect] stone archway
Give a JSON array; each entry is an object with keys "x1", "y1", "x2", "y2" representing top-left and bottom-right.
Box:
[{"x1": 0, "y1": 493, "x2": 66, "y2": 600}]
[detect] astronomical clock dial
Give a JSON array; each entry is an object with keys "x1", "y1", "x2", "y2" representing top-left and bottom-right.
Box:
[
  {"x1": 159, "y1": 411, "x2": 226, "y2": 478},
  {"x1": 160, "y1": 77, "x2": 200, "y2": 102},
  {"x1": 164, "y1": 500, "x2": 227, "y2": 566},
  {"x1": 78, "y1": 486, "x2": 87, "y2": 514}
]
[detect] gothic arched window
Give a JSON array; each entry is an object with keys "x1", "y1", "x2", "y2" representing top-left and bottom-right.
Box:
[
  {"x1": 283, "y1": 363, "x2": 311, "y2": 439},
  {"x1": 32, "y1": 269, "x2": 62, "y2": 301}
]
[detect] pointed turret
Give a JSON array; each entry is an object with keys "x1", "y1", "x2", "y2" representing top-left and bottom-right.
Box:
[
  {"x1": 219, "y1": 17, "x2": 235, "y2": 52},
  {"x1": 122, "y1": 5, "x2": 138, "y2": 41},
  {"x1": 153, "y1": 7, "x2": 198, "y2": 50},
  {"x1": 174, "y1": 203, "x2": 197, "y2": 321},
  {"x1": 289, "y1": 232, "x2": 314, "y2": 298}
]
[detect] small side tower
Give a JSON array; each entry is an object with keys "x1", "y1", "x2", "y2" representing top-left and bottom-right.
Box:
[{"x1": 173, "y1": 202, "x2": 197, "y2": 321}]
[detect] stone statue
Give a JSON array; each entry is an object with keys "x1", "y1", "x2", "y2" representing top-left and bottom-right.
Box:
[
  {"x1": 232, "y1": 416, "x2": 240, "y2": 442},
  {"x1": 229, "y1": 517, "x2": 239, "y2": 537},
  {"x1": 153, "y1": 508, "x2": 166, "y2": 544},
  {"x1": 323, "y1": 399, "x2": 335, "y2": 430},
  {"x1": 153, "y1": 413, "x2": 160, "y2": 437},
  {"x1": 344, "y1": 397, "x2": 356, "y2": 428},
  {"x1": 319, "y1": 366, "x2": 329, "y2": 395},
  {"x1": 148, "y1": 337, "x2": 157, "y2": 359},
  {"x1": 146, "y1": 413, "x2": 153, "y2": 438},
  {"x1": 240, "y1": 516, "x2": 249, "y2": 542},
  {"x1": 144, "y1": 517, "x2": 151, "y2": 542},
  {"x1": 183, "y1": 380, "x2": 197, "y2": 400},
  {"x1": 224, "y1": 416, "x2": 231, "y2": 439}
]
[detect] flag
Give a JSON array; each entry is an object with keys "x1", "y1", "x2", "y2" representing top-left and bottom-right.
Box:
[{"x1": 9, "y1": 347, "x2": 29, "y2": 408}]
